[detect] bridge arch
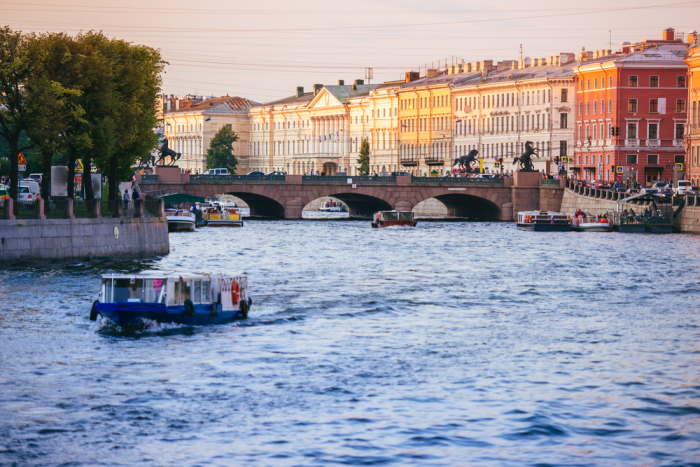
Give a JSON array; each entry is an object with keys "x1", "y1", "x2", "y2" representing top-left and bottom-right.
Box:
[
  {"x1": 321, "y1": 192, "x2": 392, "y2": 218},
  {"x1": 431, "y1": 193, "x2": 502, "y2": 220},
  {"x1": 223, "y1": 191, "x2": 285, "y2": 218}
]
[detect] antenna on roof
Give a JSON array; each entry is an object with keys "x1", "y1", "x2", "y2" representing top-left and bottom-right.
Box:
[
  {"x1": 365, "y1": 67, "x2": 373, "y2": 84},
  {"x1": 520, "y1": 44, "x2": 523, "y2": 61}
]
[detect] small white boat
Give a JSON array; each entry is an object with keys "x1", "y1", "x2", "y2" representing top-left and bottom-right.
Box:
[
  {"x1": 212, "y1": 200, "x2": 237, "y2": 209},
  {"x1": 571, "y1": 215, "x2": 613, "y2": 232},
  {"x1": 166, "y1": 209, "x2": 196, "y2": 232},
  {"x1": 319, "y1": 200, "x2": 342, "y2": 212}
]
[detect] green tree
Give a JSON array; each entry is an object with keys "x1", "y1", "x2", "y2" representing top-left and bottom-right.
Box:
[
  {"x1": 357, "y1": 138, "x2": 370, "y2": 175},
  {"x1": 206, "y1": 126, "x2": 239, "y2": 173},
  {"x1": 0, "y1": 27, "x2": 40, "y2": 202}
]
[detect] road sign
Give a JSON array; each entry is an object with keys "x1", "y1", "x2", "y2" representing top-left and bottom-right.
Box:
[
  {"x1": 18, "y1": 164, "x2": 26, "y2": 172},
  {"x1": 616, "y1": 166, "x2": 623, "y2": 174},
  {"x1": 351, "y1": 183, "x2": 357, "y2": 189},
  {"x1": 494, "y1": 162, "x2": 501, "y2": 169},
  {"x1": 18, "y1": 152, "x2": 26, "y2": 164},
  {"x1": 75, "y1": 159, "x2": 84, "y2": 172},
  {"x1": 674, "y1": 163, "x2": 684, "y2": 171},
  {"x1": 561, "y1": 156, "x2": 569, "y2": 164}
]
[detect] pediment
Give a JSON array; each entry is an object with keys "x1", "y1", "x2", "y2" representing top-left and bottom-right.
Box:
[{"x1": 308, "y1": 88, "x2": 344, "y2": 109}]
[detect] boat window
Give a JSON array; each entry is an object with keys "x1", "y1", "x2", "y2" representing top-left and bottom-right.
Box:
[
  {"x1": 181, "y1": 281, "x2": 191, "y2": 302},
  {"x1": 104, "y1": 280, "x2": 113, "y2": 302},
  {"x1": 144, "y1": 279, "x2": 165, "y2": 303},
  {"x1": 114, "y1": 278, "x2": 144, "y2": 302},
  {"x1": 398, "y1": 212, "x2": 414, "y2": 220},
  {"x1": 170, "y1": 281, "x2": 180, "y2": 305},
  {"x1": 202, "y1": 280, "x2": 210, "y2": 303},
  {"x1": 193, "y1": 281, "x2": 201, "y2": 304}
]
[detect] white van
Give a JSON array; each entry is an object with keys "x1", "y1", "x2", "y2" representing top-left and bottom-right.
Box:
[
  {"x1": 203, "y1": 168, "x2": 230, "y2": 175},
  {"x1": 20, "y1": 180, "x2": 41, "y2": 198},
  {"x1": 675, "y1": 180, "x2": 693, "y2": 196}
]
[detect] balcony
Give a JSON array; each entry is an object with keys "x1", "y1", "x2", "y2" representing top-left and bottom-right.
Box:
[
  {"x1": 424, "y1": 156, "x2": 446, "y2": 166},
  {"x1": 399, "y1": 157, "x2": 418, "y2": 167},
  {"x1": 646, "y1": 139, "x2": 661, "y2": 147},
  {"x1": 674, "y1": 139, "x2": 684, "y2": 146},
  {"x1": 625, "y1": 139, "x2": 640, "y2": 146}
]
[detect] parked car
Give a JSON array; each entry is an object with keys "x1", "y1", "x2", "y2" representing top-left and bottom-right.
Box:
[
  {"x1": 626, "y1": 188, "x2": 640, "y2": 195},
  {"x1": 389, "y1": 172, "x2": 412, "y2": 177},
  {"x1": 675, "y1": 180, "x2": 693, "y2": 196},
  {"x1": 18, "y1": 186, "x2": 35, "y2": 206},
  {"x1": 614, "y1": 187, "x2": 627, "y2": 193},
  {"x1": 203, "y1": 168, "x2": 229, "y2": 175},
  {"x1": 26, "y1": 173, "x2": 42, "y2": 183},
  {"x1": 20, "y1": 180, "x2": 41, "y2": 198},
  {"x1": 658, "y1": 188, "x2": 674, "y2": 198},
  {"x1": 651, "y1": 180, "x2": 668, "y2": 190},
  {"x1": 266, "y1": 171, "x2": 286, "y2": 176},
  {"x1": 590, "y1": 180, "x2": 610, "y2": 189},
  {"x1": 245, "y1": 171, "x2": 265, "y2": 179},
  {"x1": 639, "y1": 188, "x2": 659, "y2": 195},
  {"x1": 473, "y1": 174, "x2": 497, "y2": 178},
  {"x1": 0, "y1": 188, "x2": 9, "y2": 199}
]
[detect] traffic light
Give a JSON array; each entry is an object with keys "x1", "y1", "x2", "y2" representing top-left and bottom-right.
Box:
[
  {"x1": 610, "y1": 126, "x2": 615, "y2": 137},
  {"x1": 554, "y1": 156, "x2": 560, "y2": 164},
  {"x1": 610, "y1": 127, "x2": 620, "y2": 136}
]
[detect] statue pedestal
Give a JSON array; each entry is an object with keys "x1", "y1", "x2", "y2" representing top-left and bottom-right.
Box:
[{"x1": 514, "y1": 171, "x2": 541, "y2": 188}]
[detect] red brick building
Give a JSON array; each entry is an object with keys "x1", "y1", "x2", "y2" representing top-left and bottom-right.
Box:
[
  {"x1": 685, "y1": 33, "x2": 700, "y2": 186},
  {"x1": 573, "y1": 28, "x2": 689, "y2": 185}
]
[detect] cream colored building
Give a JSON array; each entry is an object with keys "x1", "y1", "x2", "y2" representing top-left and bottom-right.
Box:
[
  {"x1": 248, "y1": 81, "x2": 408, "y2": 175},
  {"x1": 452, "y1": 55, "x2": 578, "y2": 175},
  {"x1": 162, "y1": 96, "x2": 259, "y2": 173}
]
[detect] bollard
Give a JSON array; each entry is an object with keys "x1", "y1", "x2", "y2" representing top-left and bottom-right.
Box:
[
  {"x1": 134, "y1": 199, "x2": 144, "y2": 218},
  {"x1": 35, "y1": 198, "x2": 46, "y2": 220},
  {"x1": 158, "y1": 199, "x2": 165, "y2": 218},
  {"x1": 4, "y1": 198, "x2": 15, "y2": 220},
  {"x1": 65, "y1": 198, "x2": 75, "y2": 219},
  {"x1": 90, "y1": 199, "x2": 101, "y2": 218},
  {"x1": 112, "y1": 200, "x2": 123, "y2": 218}
]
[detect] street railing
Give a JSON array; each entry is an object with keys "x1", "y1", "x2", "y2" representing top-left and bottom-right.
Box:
[
  {"x1": 46, "y1": 199, "x2": 69, "y2": 219},
  {"x1": 143, "y1": 194, "x2": 163, "y2": 218},
  {"x1": 302, "y1": 175, "x2": 397, "y2": 184},
  {"x1": 141, "y1": 174, "x2": 158, "y2": 183},
  {"x1": 540, "y1": 179, "x2": 561, "y2": 187},
  {"x1": 123, "y1": 200, "x2": 136, "y2": 218},
  {"x1": 14, "y1": 201, "x2": 36, "y2": 219},
  {"x1": 411, "y1": 176, "x2": 505, "y2": 185},
  {"x1": 189, "y1": 174, "x2": 286, "y2": 183}
]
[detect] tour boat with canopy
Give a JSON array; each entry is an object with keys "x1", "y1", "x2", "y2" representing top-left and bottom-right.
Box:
[
  {"x1": 608, "y1": 192, "x2": 674, "y2": 233},
  {"x1": 371, "y1": 210, "x2": 418, "y2": 228},
  {"x1": 516, "y1": 211, "x2": 571, "y2": 231},
  {"x1": 203, "y1": 206, "x2": 244, "y2": 227},
  {"x1": 166, "y1": 209, "x2": 196, "y2": 232},
  {"x1": 89, "y1": 272, "x2": 252, "y2": 325}
]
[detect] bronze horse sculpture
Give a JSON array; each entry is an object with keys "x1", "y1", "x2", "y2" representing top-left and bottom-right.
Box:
[
  {"x1": 513, "y1": 141, "x2": 538, "y2": 171},
  {"x1": 155, "y1": 138, "x2": 181, "y2": 166},
  {"x1": 453, "y1": 149, "x2": 479, "y2": 173}
]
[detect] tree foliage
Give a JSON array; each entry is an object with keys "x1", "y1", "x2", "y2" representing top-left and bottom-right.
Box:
[
  {"x1": 206, "y1": 126, "x2": 239, "y2": 174},
  {"x1": 357, "y1": 138, "x2": 370, "y2": 175},
  {"x1": 0, "y1": 26, "x2": 165, "y2": 201}
]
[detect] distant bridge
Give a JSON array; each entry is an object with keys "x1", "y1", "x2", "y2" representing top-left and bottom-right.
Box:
[{"x1": 137, "y1": 168, "x2": 564, "y2": 220}]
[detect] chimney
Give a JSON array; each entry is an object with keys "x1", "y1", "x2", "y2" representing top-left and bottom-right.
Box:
[
  {"x1": 296, "y1": 86, "x2": 304, "y2": 98},
  {"x1": 338, "y1": 80, "x2": 344, "y2": 85},
  {"x1": 314, "y1": 84, "x2": 323, "y2": 95},
  {"x1": 479, "y1": 60, "x2": 493, "y2": 71},
  {"x1": 426, "y1": 69, "x2": 439, "y2": 78},
  {"x1": 688, "y1": 31, "x2": 698, "y2": 45},
  {"x1": 447, "y1": 66, "x2": 453, "y2": 75},
  {"x1": 456, "y1": 64, "x2": 463, "y2": 73},
  {"x1": 663, "y1": 27, "x2": 675, "y2": 41},
  {"x1": 175, "y1": 99, "x2": 180, "y2": 111},
  {"x1": 352, "y1": 84, "x2": 357, "y2": 91},
  {"x1": 471, "y1": 62, "x2": 480, "y2": 71},
  {"x1": 354, "y1": 79, "x2": 364, "y2": 85},
  {"x1": 405, "y1": 71, "x2": 419, "y2": 83},
  {"x1": 622, "y1": 42, "x2": 631, "y2": 54},
  {"x1": 464, "y1": 63, "x2": 472, "y2": 72},
  {"x1": 481, "y1": 68, "x2": 488, "y2": 77}
]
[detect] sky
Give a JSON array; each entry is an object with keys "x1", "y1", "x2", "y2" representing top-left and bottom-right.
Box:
[{"x1": 2, "y1": 0, "x2": 700, "y2": 103}]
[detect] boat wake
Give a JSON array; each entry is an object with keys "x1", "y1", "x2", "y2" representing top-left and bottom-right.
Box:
[{"x1": 94, "y1": 315, "x2": 190, "y2": 336}]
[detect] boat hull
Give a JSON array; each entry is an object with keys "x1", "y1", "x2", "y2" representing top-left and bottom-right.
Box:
[
  {"x1": 517, "y1": 222, "x2": 571, "y2": 231},
  {"x1": 616, "y1": 224, "x2": 673, "y2": 233},
  {"x1": 95, "y1": 302, "x2": 245, "y2": 325},
  {"x1": 372, "y1": 220, "x2": 417, "y2": 228},
  {"x1": 167, "y1": 218, "x2": 195, "y2": 232},
  {"x1": 572, "y1": 224, "x2": 613, "y2": 232},
  {"x1": 207, "y1": 220, "x2": 243, "y2": 227},
  {"x1": 319, "y1": 207, "x2": 341, "y2": 212}
]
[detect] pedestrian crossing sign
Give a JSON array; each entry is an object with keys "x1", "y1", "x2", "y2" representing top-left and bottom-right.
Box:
[
  {"x1": 675, "y1": 163, "x2": 684, "y2": 171},
  {"x1": 75, "y1": 159, "x2": 84, "y2": 171},
  {"x1": 561, "y1": 156, "x2": 569, "y2": 164},
  {"x1": 18, "y1": 152, "x2": 26, "y2": 164},
  {"x1": 616, "y1": 166, "x2": 623, "y2": 174},
  {"x1": 494, "y1": 162, "x2": 501, "y2": 169}
]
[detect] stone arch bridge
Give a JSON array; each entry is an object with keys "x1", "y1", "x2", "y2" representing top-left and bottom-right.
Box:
[{"x1": 137, "y1": 167, "x2": 564, "y2": 220}]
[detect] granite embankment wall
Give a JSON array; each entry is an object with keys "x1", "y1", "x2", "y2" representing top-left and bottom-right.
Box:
[
  {"x1": 0, "y1": 217, "x2": 169, "y2": 263},
  {"x1": 560, "y1": 189, "x2": 618, "y2": 215}
]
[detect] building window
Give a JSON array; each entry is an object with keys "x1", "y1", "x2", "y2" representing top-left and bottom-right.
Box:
[
  {"x1": 627, "y1": 122, "x2": 637, "y2": 139},
  {"x1": 676, "y1": 124, "x2": 685, "y2": 140},
  {"x1": 649, "y1": 99, "x2": 658, "y2": 113},
  {"x1": 678, "y1": 76, "x2": 687, "y2": 87},
  {"x1": 629, "y1": 76, "x2": 638, "y2": 87},
  {"x1": 578, "y1": 125, "x2": 582, "y2": 140},
  {"x1": 586, "y1": 79, "x2": 591, "y2": 90},
  {"x1": 627, "y1": 154, "x2": 637, "y2": 164},
  {"x1": 606, "y1": 154, "x2": 610, "y2": 164},
  {"x1": 649, "y1": 123, "x2": 658, "y2": 140},
  {"x1": 579, "y1": 102, "x2": 583, "y2": 115},
  {"x1": 559, "y1": 140, "x2": 567, "y2": 157},
  {"x1": 647, "y1": 154, "x2": 659, "y2": 164},
  {"x1": 608, "y1": 99, "x2": 612, "y2": 113},
  {"x1": 594, "y1": 101, "x2": 597, "y2": 114},
  {"x1": 676, "y1": 154, "x2": 685, "y2": 164},
  {"x1": 560, "y1": 113, "x2": 568, "y2": 129},
  {"x1": 677, "y1": 99, "x2": 686, "y2": 113},
  {"x1": 650, "y1": 76, "x2": 659, "y2": 87},
  {"x1": 561, "y1": 88, "x2": 568, "y2": 102},
  {"x1": 628, "y1": 99, "x2": 637, "y2": 113},
  {"x1": 586, "y1": 102, "x2": 590, "y2": 115}
]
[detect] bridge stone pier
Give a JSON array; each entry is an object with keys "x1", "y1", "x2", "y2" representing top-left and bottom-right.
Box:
[{"x1": 137, "y1": 167, "x2": 564, "y2": 220}]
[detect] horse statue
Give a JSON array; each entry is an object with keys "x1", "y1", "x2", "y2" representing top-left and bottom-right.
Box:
[
  {"x1": 156, "y1": 138, "x2": 181, "y2": 166},
  {"x1": 453, "y1": 149, "x2": 479, "y2": 172},
  {"x1": 513, "y1": 141, "x2": 539, "y2": 171}
]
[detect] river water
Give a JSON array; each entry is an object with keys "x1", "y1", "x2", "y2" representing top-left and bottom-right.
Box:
[{"x1": 1, "y1": 220, "x2": 700, "y2": 466}]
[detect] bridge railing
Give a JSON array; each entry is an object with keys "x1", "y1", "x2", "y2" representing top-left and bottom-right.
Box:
[
  {"x1": 189, "y1": 174, "x2": 286, "y2": 183},
  {"x1": 141, "y1": 174, "x2": 158, "y2": 183},
  {"x1": 410, "y1": 176, "x2": 505, "y2": 185},
  {"x1": 540, "y1": 179, "x2": 561, "y2": 187},
  {"x1": 302, "y1": 176, "x2": 396, "y2": 184}
]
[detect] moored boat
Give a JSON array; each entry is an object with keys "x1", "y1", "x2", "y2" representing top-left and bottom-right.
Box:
[
  {"x1": 89, "y1": 272, "x2": 252, "y2": 325},
  {"x1": 571, "y1": 215, "x2": 613, "y2": 232},
  {"x1": 516, "y1": 211, "x2": 571, "y2": 231},
  {"x1": 372, "y1": 210, "x2": 417, "y2": 228},
  {"x1": 319, "y1": 200, "x2": 342, "y2": 212},
  {"x1": 204, "y1": 207, "x2": 244, "y2": 227},
  {"x1": 166, "y1": 209, "x2": 196, "y2": 232}
]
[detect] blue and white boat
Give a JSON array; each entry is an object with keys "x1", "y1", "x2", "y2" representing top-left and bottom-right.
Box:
[{"x1": 89, "y1": 272, "x2": 251, "y2": 325}]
